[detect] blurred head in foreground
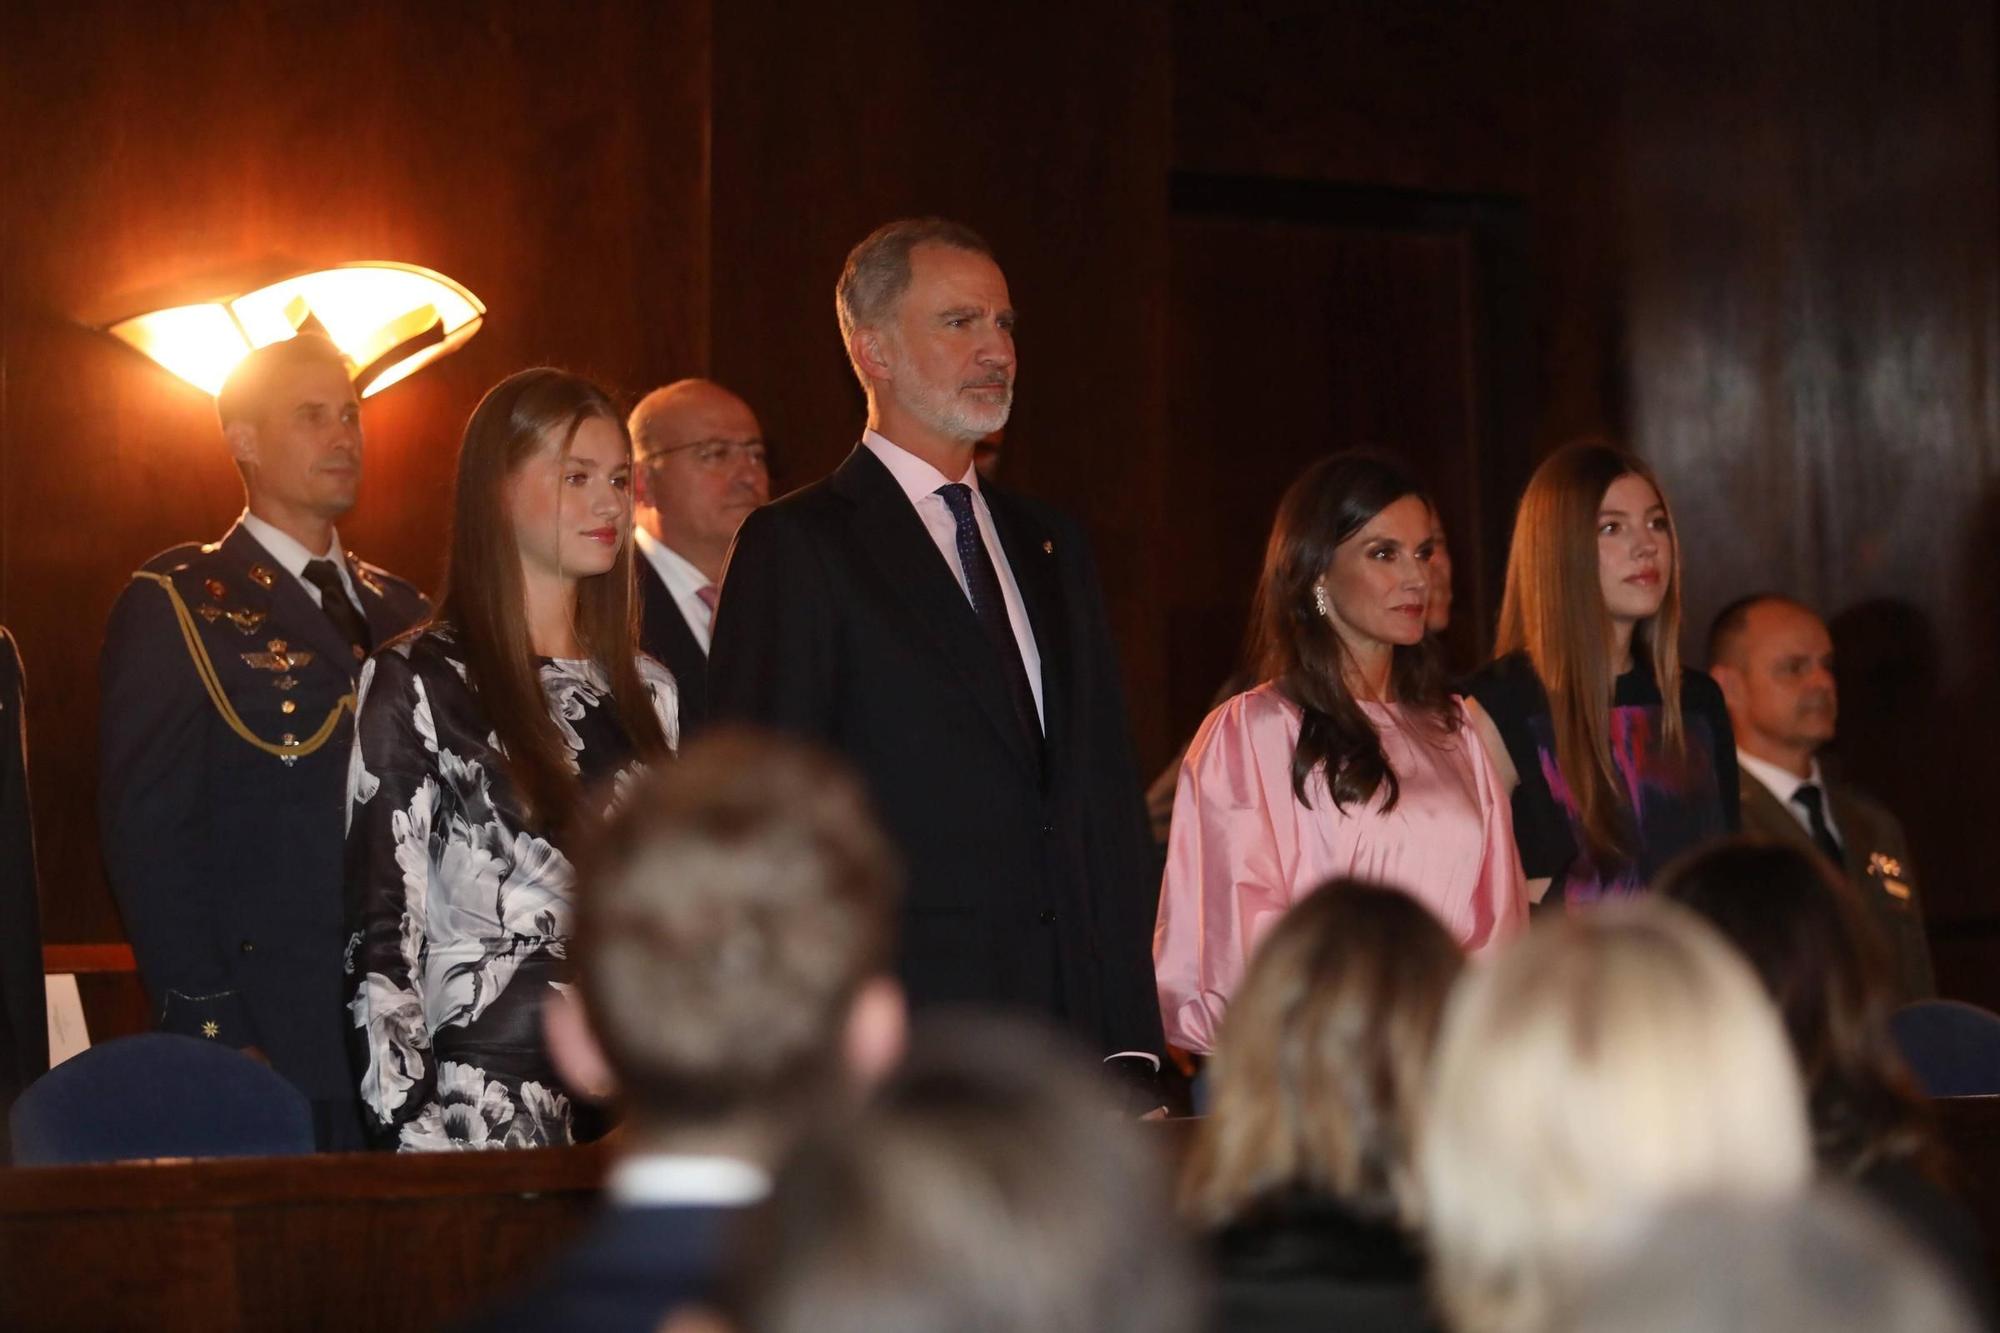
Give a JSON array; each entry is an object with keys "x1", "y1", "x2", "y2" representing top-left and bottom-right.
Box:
[
  {"x1": 693, "y1": 1015, "x2": 1203, "y2": 1333},
  {"x1": 551, "y1": 727, "x2": 907, "y2": 1160},
  {"x1": 1182, "y1": 880, "x2": 1463, "y2": 1231},
  {"x1": 1550, "y1": 1187, "x2": 1979, "y2": 1333},
  {"x1": 1419, "y1": 898, "x2": 1812, "y2": 1333},
  {"x1": 1656, "y1": 835, "x2": 1931, "y2": 1176}
]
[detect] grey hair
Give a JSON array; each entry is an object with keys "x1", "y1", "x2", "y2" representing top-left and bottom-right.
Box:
[{"x1": 834, "y1": 217, "x2": 994, "y2": 382}]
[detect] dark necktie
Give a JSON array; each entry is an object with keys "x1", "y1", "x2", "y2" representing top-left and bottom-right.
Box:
[
  {"x1": 1791, "y1": 783, "x2": 1845, "y2": 868},
  {"x1": 301, "y1": 559, "x2": 372, "y2": 664},
  {"x1": 936, "y1": 484, "x2": 1042, "y2": 743}
]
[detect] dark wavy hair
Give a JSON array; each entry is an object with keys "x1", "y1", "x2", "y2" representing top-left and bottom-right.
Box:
[
  {"x1": 1656, "y1": 837, "x2": 1933, "y2": 1175},
  {"x1": 1247, "y1": 452, "x2": 1456, "y2": 811}
]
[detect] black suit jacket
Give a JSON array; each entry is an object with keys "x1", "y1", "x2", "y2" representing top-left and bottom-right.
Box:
[
  {"x1": 708, "y1": 445, "x2": 1164, "y2": 1057},
  {"x1": 98, "y1": 522, "x2": 428, "y2": 1118},
  {"x1": 638, "y1": 555, "x2": 709, "y2": 737},
  {"x1": 470, "y1": 1201, "x2": 739, "y2": 1333},
  {"x1": 0, "y1": 627, "x2": 47, "y2": 1155},
  {"x1": 1738, "y1": 770, "x2": 1936, "y2": 1000}
]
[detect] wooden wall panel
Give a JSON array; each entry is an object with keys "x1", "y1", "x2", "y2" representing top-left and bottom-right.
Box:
[
  {"x1": 1163, "y1": 207, "x2": 1502, "y2": 735},
  {"x1": 1614, "y1": 0, "x2": 2000, "y2": 982},
  {"x1": 1171, "y1": 0, "x2": 2000, "y2": 998},
  {"x1": 707, "y1": 1, "x2": 1178, "y2": 766},
  {"x1": 0, "y1": 1, "x2": 711, "y2": 943},
  {"x1": 1170, "y1": 0, "x2": 1629, "y2": 448},
  {"x1": 1619, "y1": 0, "x2": 2000, "y2": 665},
  {"x1": 7, "y1": 0, "x2": 2000, "y2": 1007}
]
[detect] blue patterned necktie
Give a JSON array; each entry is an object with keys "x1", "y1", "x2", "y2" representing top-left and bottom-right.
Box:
[{"x1": 936, "y1": 483, "x2": 1042, "y2": 743}]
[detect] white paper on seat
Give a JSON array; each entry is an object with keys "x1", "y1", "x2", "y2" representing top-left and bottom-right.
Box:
[{"x1": 45, "y1": 974, "x2": 89, "y2": 1067}]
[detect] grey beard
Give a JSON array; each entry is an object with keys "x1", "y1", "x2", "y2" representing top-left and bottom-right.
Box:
[{"x1": 905, "y1": 378, "x2": 1014, "y2": 442}]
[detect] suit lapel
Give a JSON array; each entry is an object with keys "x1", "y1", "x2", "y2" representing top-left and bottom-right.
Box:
[
  {"x1": 1739, "y1": 770, "x2": 1813, "y2": 846},
  {"x1": 831, "y1": 447, "x2": 1041, "y2": 777},
  {"x1": 984, "y1": 486, "x2": 1070, "y2": 751},
  {"x1": 638, "y1": 560, "x2": 703, "y2": 662},
  {"x1": 1742, "y1": 769, "x2": 1866, "y2": 874},
  {"x1": 221, "y1": 524, "x2": 362, "y2": 683},
  {"x1": 346, "y1": 553, "x2": 417, "y2": 650},
  {"x1": 1827, "y1": 783, "x2": 1872, "y2": 879}
]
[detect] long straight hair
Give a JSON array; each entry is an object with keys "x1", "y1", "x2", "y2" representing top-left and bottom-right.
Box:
[
  {"x1": 1247, "y1": 452, "x2": 1455, "y2": 812},
  {"x1": 436, "y1": 368, "x2": 669, "y2": 836},
  {"x1": 1492, "y1": 441, "x2": 1684, "y2": 868}
]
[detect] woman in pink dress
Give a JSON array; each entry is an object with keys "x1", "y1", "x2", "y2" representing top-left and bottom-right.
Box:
[{"x1": 1154, "y1": 453, "x2": 1526, "y2": 1054}]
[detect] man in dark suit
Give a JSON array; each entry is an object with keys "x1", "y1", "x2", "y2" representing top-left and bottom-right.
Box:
[
  {"x1": 709, "y1": 218, "x2": 1166, "y2": 1074},
  {"x1": 98, "y1": 334, "x2": 428, "y2": 1149},
  {"x1": 628, "y1": 379, "x2": 770, "y2": 735},
  {"x1": 1709, "y1": 594, "x2": 1936, "y2": 999},
  {"x1": 476, "y1": 730, "x2": 905, "y2": 1333}
]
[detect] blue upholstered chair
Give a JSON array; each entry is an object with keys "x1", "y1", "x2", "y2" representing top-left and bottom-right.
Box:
[
  {"x1": 1890, "y1": 999, "x2": 2000, "y2": 1098},
  {"x1": 9, "y1": 1032, "x2": 315, "y2": 1165}
]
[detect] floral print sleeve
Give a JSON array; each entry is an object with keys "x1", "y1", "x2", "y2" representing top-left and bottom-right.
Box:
[
  {"x1": 344, "y1": 632, "x2": 669, "y2": 1151},
  {"x1": 344, "y1": 646, "x2": 444, "y2": 1146}
]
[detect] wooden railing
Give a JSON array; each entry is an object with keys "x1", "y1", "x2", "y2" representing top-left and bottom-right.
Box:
[
  {"x1": 0, "y1": 1142, "x2": 610, "y2": 1332},
  {"x1": 5, "y1": 1101, "x2": 1998, "y2": 1332}
]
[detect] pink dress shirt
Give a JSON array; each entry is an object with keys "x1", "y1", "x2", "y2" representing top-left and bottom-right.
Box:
[{"x1": 1153, "y1": 683, "x2": 1527, "y2": 1053}]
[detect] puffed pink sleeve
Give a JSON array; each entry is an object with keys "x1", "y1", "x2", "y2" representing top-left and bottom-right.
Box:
[
  {"x1": 1458, "y1": 695, "x2": 1529, "y2": 952},
  {"x1": 1153, "y1": 692, "x2": 1304, "y2": 1054}
]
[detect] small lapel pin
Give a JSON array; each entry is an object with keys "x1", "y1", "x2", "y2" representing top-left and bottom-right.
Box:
[{"x1": 1042, "y1": 540, "x2": 1054, "y2": 555}]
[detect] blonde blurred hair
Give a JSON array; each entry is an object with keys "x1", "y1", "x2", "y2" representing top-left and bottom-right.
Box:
[
  {"x1": 1181, "y1": 881, "x2": 1463, "y2": 1230},
  {"x1": 1420, "y1": 900, "x2": 1811, "y2": 1333}
]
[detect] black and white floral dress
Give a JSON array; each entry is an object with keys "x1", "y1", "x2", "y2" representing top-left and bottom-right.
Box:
[{"x1": 343, "y1": 624, "x2": 677, "y2": 1151}]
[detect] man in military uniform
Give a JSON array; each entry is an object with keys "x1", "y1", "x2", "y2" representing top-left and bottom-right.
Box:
[
  {"x1": 99, "y1": 334, "x2": 428, "y2": 1149},
  {"x1": 1708, "y1": 593, "x2": 1936, "y2": 1000}
]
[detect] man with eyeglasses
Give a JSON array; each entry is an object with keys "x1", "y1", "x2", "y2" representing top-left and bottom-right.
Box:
[{"x1": 628, "y1": 379, "x2": 771, "y2": 734}]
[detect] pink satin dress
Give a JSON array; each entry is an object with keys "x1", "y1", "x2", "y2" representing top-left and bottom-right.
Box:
[{"x1": 1153, "y1": 683, "x2": 1527, "y2": 1054}]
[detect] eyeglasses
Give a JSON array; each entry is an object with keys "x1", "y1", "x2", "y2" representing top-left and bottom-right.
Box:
[{"x1": 642, "y1": 437, "x2": 770, "y2": 471}]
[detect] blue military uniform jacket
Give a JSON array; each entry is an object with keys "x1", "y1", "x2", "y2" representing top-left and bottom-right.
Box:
[{"x1": 98, "y1": 521, "x2": 428, "y2": 1113}]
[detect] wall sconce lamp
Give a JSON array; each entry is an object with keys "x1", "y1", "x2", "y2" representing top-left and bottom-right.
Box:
[{"x1": 102, "y1": 261, "x2": 486, "y2": 397}]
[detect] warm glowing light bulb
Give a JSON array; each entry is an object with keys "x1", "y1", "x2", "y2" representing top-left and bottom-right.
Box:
[
  {"x1": 103, "y1": 262, "x2": 485, "y2": 399},
  {"x1": 105, "y1": 304, "x2": 255, "y2": 396}
]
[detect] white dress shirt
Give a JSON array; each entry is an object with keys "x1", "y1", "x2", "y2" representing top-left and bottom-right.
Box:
[
  {"x1": 635, "y1": 526, "x2": 716, "y2": 654},
  {"x1": 240, "y1": 510, "x2": 361, "y2": 611},
  {"x1": 861, "y1": 429, "x2": 1044, "y2": 728},
  {"x1": 606, "y1": 1152, "x2": 770, "y2": 1208},
  {"x1": 1737, "y1": 748, "x2": 1846, "y2": 848}
]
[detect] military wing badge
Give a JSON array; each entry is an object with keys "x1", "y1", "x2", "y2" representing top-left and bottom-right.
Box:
[{"x1": 242, "y1": 639, "x2": 315, "y2": 673}]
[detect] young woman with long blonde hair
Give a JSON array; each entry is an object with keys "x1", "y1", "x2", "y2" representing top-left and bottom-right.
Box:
[
  {"x1": 1464, "y1": 441, "x2": 1738, "y2": 906},
  {"x1": 345, "y1": 368, "x2": 676, "y2": 1151}
]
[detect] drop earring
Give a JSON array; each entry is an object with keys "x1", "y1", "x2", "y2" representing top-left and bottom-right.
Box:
[{"x1": 1312, "y1": 585, "x2": 1330, "y2": 617}]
